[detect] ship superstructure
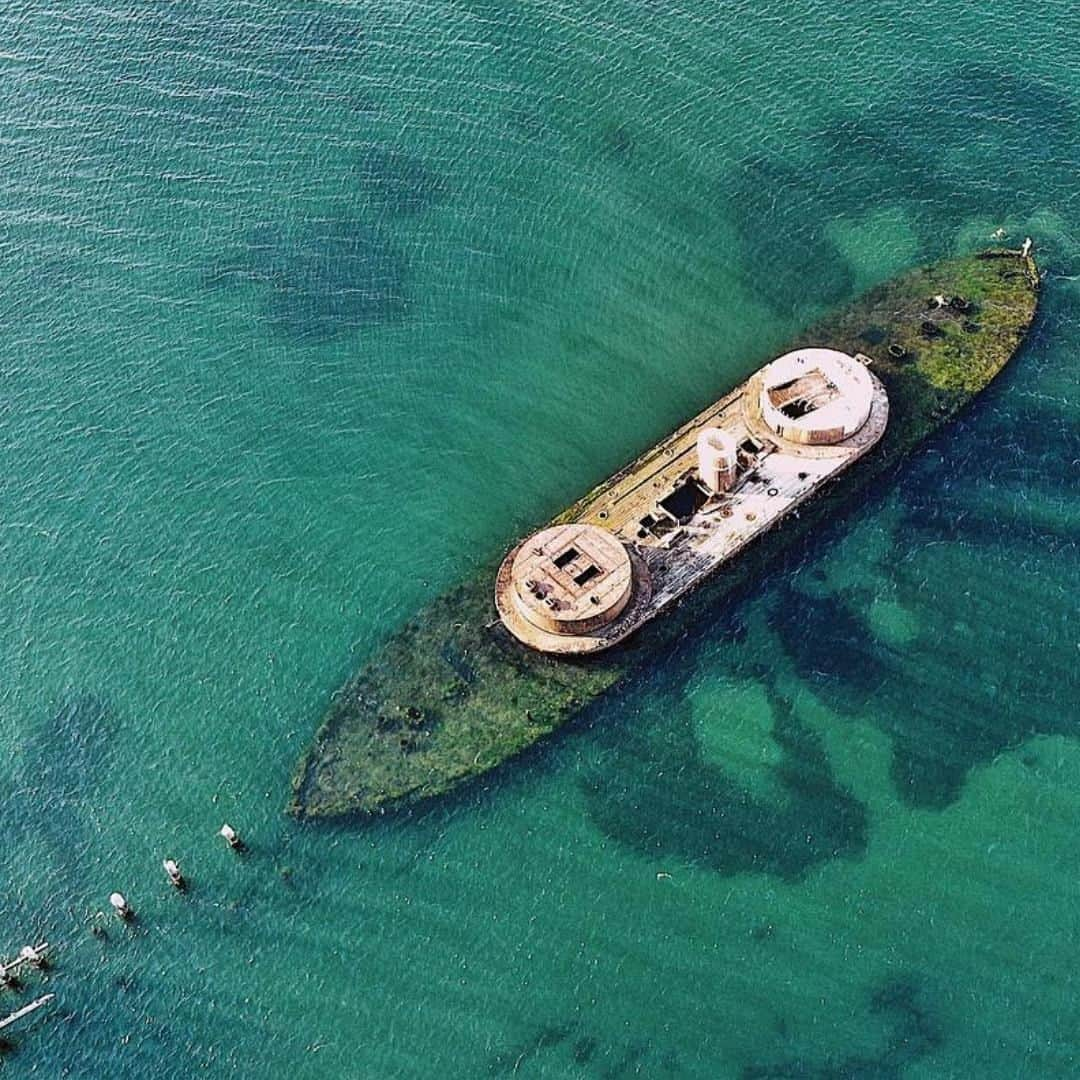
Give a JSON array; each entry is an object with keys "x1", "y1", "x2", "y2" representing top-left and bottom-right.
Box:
[{"x1": 496, "y1": 348, "x2": 887, "y2": 653}]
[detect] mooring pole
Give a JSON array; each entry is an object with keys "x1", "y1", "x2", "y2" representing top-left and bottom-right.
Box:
[{"x1": 0, "y1": 994, "x2": 55, "y2": 1033}]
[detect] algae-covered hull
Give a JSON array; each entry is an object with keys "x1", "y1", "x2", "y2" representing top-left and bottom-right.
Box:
[{"x1": 292, "y1": 251, "x2": 1039, "y2": 819}]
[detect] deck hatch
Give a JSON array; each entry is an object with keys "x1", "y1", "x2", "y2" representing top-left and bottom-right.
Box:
[
  {"x1": 658, "y1": 478, "x2": 709, "y2": 524},
  {"x1": 769, "y1": 370, "x2": 842, "y2": 419},
  {"x1": 552, "y1": 547, "x2": 579, "y2": 569},
  {"x1": 573, "y1": 564, "x2": 601, "y2": 587}
]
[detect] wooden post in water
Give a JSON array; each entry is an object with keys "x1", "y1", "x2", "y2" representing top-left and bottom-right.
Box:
[
  {"x1": 17, "y1": 944, "x2": 48, "y2": 970},
  {"x1": 219, "y1": 824, "x2": 243, "y2": 851},
  {"x1": 109, "y1": 893, "x2": 133, "y2": 920},
  {"x1": 0, "y1": 994, "x2": 55, "y2": 1033},
  {"x1": 163, "y1": 859, "x2": 185, "y2": 890},
  {"x1": 0, "y1": 943, "x2": 50, "y2": 985}
]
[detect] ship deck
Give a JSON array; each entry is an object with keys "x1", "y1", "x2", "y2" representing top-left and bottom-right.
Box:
[{"x1": 497, "y1": 357, "x2": 889, "y2": 653}]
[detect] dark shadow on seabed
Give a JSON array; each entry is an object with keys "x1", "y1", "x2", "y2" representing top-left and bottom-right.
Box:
[
  {"x1": 205, "y1": 218, "x2": 409, "y2": 344},
  {"x1": 481, "y1": 974, "x2": 944, "y2": 1079},
  {"x1": 580, "y1": 625, "x2": 870, "y2": 882},
  {"x1": 3, "y1": 693, "x2": 118, "y2": 862},
  {"x1": 743, "y1": 972, "x2": 944, "y2": 1080},
  {"x1": 582, "y1": 284, "x2": 1076, "y2": 864},
  {"x1": 770, "y1": 293, "x2": 1080, "y2": 809}
]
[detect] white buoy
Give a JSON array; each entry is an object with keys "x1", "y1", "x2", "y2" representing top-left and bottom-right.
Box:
[
  {"x1": 1021, "y1": 237, "x2": 1033, "y2": 257},
  {"x1": 163, "y1": 859, "x2": 185, "y2": 889},
  {"x1": 109, "y1": 892, "x2": 133, "y2": 920},
  {"x1": 219, "y1": 824, "x2": 242, "y2": 850}
]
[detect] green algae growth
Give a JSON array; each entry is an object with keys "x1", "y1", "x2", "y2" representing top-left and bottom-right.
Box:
[{"x1": 291, "y1": 250, "x2": 1039, "y2": 819}]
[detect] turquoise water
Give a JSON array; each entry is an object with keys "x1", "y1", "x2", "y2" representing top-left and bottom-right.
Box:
[{"x1": 1, "y1": 1, "x2": 1078, "y2": 1075}]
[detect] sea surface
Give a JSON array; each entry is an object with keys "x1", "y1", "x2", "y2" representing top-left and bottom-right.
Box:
[{"x1": 1, "y1": 2, "x2": 1078, "y2": 1076}]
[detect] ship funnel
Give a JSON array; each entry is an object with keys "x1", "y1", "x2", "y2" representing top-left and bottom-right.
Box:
[{"x1": 696, "y1": 427, "x2": 738, "y2": 493}]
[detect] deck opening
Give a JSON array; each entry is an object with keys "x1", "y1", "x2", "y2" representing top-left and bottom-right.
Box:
[
  {"x1": 659, "y1": 478, "x2": 709, "y2": 524},
  {"x1": 781, "y1": 398, "x2": 812, "y2": 418},
  {"x1": 574, "y1": 564, "x2": 601, "y2": 587},
  {"x1": 768, "y1": 371, "x2": 841, "y2": 419},
  {"x1": 553, "y1": 547, "x2": 579, "y2": 569}
]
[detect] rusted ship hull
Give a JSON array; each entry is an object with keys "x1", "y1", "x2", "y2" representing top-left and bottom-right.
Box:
[{"x1": 292, "y1": 250, "x2": 1039, "y2": 818}]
